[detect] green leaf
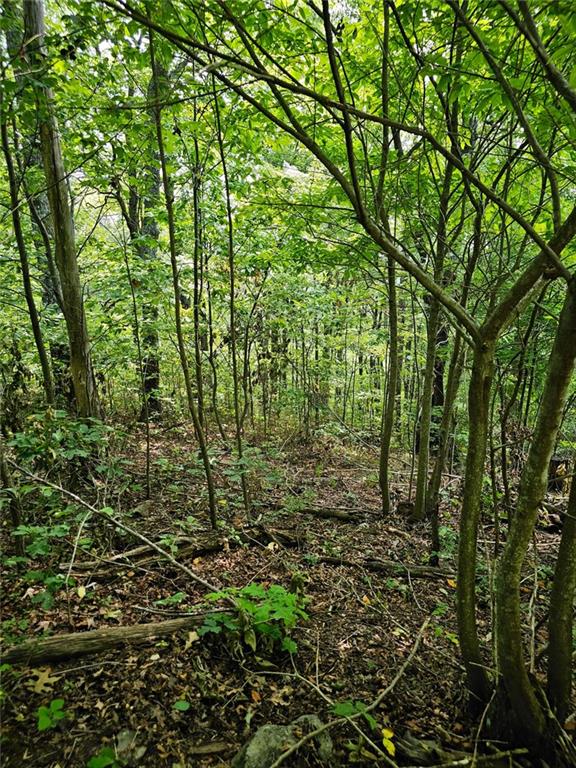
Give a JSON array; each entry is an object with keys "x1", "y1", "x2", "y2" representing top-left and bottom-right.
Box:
[
  {"x1": 332, "y1": 701, "x2": 358, "y2": 718},
  {"x1": 173, "y1": 700, "x2": 190, "y2": 711},
  {"x1": 86, "y1": 747, "x2": 119, "y2": 767}
]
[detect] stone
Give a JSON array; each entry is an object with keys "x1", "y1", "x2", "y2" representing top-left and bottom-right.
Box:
[{"x1": 231, "y1": 714, "x2": 333, "y2": 768}]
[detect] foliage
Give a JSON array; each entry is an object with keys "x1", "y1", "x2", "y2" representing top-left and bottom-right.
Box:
[
  {"x1": 200, "y1": 583, "x2": 309, "y2": 654},
  {"x1": 172, "y1": 700, "x2": 190, "y2": 712},
  {"x1": 8, "y1": 409, "x2": 112, "y2": 469},
  {"x1": 36, "y1": 698, "x2": 67, "y2": 731},
  {"x1": 86, "y1": 747, "x2": 123, "y2": 768}
]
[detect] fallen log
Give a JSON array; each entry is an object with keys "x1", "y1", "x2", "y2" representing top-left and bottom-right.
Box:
[
  {"x1": 61, "y1": 526, "x2": 301, "y2": 575},
  {"x1": 314, "y1": 555, "x2": 453, "y2": 579},
  {"x1": 2, "y1": 610, "x2": 226, "y2": 665},
  {"x1": 303, "y1": 507, "x2": 361, "y2": 521},
  {"x1": 263, "y1": 499, "x2": 364, "y2": 521}
]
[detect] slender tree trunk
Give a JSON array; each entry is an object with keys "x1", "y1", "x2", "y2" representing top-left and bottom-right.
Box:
[
  {"x1": 0, "y1": 439, "x2": 25, "y2": 555},
  {"x1": 148, "y1": 30, "x2": 217, "y2": 528},
  {"x1": 495, "y1": 283, "x2": 576, "y2": 752},
  {"x1": 23, "y1": 0, "x2": 100, "y2": 418},
  {"x1": 192, "y1": 117, "x2": 206, "y2": 429},
  {"x1": 379, "y1": 257, "x2": 398, "y2": 514},
  {"x1": 213, "y1": 82, "x2": 250, "y2": 515},
  {"x1": 457, "y1": 342, "x2": 494, "y2": 705},
  {"x1": 547, "y1": 462, "x2": 576, "y2": 722},
  {"x1": 122, "y1": 247, "x2": 151, "y2": 499},
  {"x1": 5, "y1": 0, "x2": 69, "y2": 406},
  {"x1": 136, "y1": 84, "x2": 162, "y2": 419},
  {"x1": 413, "y1": 297, "x2": 441, "y2": 521},
  {"x1": 1, "y1": 117, "x2": 54, "y2": 404},
  {"x1": 426, "y1": 336, "x2": 465, "y2": 562},
  {"x1": 205, "y1": 261, "x2": 228, "y2": 443}
]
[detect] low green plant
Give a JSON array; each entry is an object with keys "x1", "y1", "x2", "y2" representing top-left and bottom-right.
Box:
[
  {"x1": 222, "y1": 446, "x2": 282, "y2": 493},
  {"x1": 200, "y1": 583, "x2": 308, "y2": 654},
  {"x1": 439, "y1": 525, "x2": 458, "y2": 557},
  {"x1": 36, "y1": 698, "x2": 67, "y2": 731},
  {"x1": 9, "y1": 409, "x2": 112, "y2": 470},
  {"x1": 154, "y1": 592, "x2": 187, "y2": 607},
  {"x1": 283, "y1": 488, "x2": 316, "y2": 514},
  {"x1": 23, "y1": 570, "x2": 70, "y2": 610},
  {"x1": 385, "y1": 577, "x2": 408, "y2": 596},
  {"x1": 1, "y1": 619, "x2": 29, "y2": 645},
  {"x1": 333, "y1": 700, "x2": 396, "y2": 760},
  {"x1": 332, "y1": 699, "x2": 378, "y2": 731},
  {"x1": 13, "y1": 523, "x2": 70, "y2": 557},
  {"x1": 0, "y1": 663, "x2": 14, "y2": 703},
  {"x1": 87, "y1": 747, "x2": 122, "y2": 768}
]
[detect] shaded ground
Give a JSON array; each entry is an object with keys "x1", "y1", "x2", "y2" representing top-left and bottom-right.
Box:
[{"x1": 0, "y1": 426, "x2": 567, "y2": 766}]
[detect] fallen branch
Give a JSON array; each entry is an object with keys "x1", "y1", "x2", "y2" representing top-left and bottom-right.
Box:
[
  {"x1": 2, "y1": 610, "x2": 227, "y2": 665},
  {"x1": 315, "y1": 555, "x2": 453, "y2": 579},
  {"x1": 263, "y1": 498, "x2": 365, "y2": 521},
  {"x1": 60, "y1": 526, "x2": 300, "y2": 575},
  {"x1": 7, "y1": 462, "x2": 233, "y2": 603}
]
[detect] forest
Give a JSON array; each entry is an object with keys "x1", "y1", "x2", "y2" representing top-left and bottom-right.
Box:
[{"x1": 1, "y1": 0, "x2": 576, "y2": 766}]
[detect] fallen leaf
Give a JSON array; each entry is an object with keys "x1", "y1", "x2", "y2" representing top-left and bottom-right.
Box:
[
  {"x1": 26, "y1": 668, "x2": 61, "y2": 694},
  {"x1": 269, "y1": 685, "x2": 293, "y2": 706},
  {"x1": 184, "y1": 631, "x2": 199, "y2": 650}
]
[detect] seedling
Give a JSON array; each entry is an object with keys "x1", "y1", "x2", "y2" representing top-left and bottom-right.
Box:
[{"x1": 36, "y1": 698, "x2": 67, "y2": 731}]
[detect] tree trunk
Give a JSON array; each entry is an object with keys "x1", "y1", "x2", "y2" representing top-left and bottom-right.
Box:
[
  {"x1": 427, "y1": 335, "x2": 465, "y2": 563},
  {"x1": 379, "y1": 257, "x2": 398, "y2": 515},
  {"x1": 23, "y1": 0, "x2": 100, "y2": 418},
  {"x1": 213, "y1": 81, "x2": 250, "y2": 515},
  {"x1": 547, "y1": 465, "x2": 576, "y2": 722},
  {"x1": 413, "y1": 296, "x2": 441, "y2": 521},
  {"x1": 495, "y1": 282, "x2": 576, "y2": 752},
  {"x1": 457, "y1": 343, "x2": 494, "y2": 705},
  {"x1": 148, "y1": 30, "x2": 217, "y2": 529},
  {"x1": 0, "y1": 117, "x2": 55, "y2": 404}
]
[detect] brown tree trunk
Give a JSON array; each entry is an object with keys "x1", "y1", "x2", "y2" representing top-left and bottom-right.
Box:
[
  {"x1": 495, "y1": 282, "x2": 576, "y2": 755},
  {"x1": 23, "y1": 0, "x2": 100, "y2": 418},
  {"x1": 547, "y1": 466, "x2": 576, "y2": 722}
]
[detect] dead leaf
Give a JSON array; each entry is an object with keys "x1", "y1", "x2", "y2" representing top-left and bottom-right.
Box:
[
  {"x1": 26, "y1": 667, "x2": 61, "y2": 694},
  {"x1": 184, "y1": 631, "x2": 199, "y2": 650},
  {"x1": 269, "y1": 685, "x2": 293, "y2": 706}
]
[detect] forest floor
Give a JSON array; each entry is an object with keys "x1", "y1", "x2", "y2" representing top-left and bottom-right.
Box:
[{"x1": 0, "y1": 425, "x2": 568, "y2": 767}]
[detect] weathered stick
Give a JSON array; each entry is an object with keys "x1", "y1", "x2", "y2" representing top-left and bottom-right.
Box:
[
  {"x1": 60, "y1": 526, "x2": 300, "y2": 574},
  {"x1": 316, "y1": 555, "x2": 453, "y2": 579},
  {"x1": 2, "y1": 610, "x2": 225, "y2": 665}
]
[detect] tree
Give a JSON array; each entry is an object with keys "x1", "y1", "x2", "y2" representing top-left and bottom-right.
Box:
[{"x1": 22, "y1": 0, "x2": 100, "y2": 418}]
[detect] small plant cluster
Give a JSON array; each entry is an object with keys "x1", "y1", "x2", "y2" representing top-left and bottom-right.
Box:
[
  {"x1": 200, "y1": 583, "x2": 309, "y2": 654},
  {"x1": 332, "y1": 700, "x2": 396, "y2": 761},
  {"x1": 8, "y1": 408, "x2": 113, "y2": 470},
  {"x1": 36, "y1": 698, "x2": 67, "y2": 731}
]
